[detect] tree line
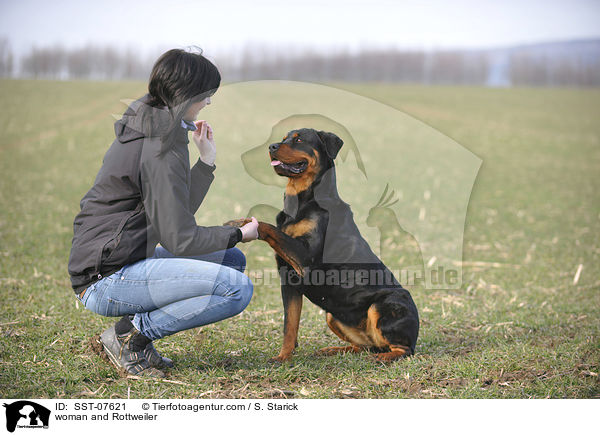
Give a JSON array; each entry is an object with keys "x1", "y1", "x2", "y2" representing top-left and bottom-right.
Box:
[{"x1": 0, "y1": 39, "x2": 598, "y2": 86}]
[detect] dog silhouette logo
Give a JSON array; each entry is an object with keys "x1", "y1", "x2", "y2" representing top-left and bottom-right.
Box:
[{"x1": 3, "y1": 401, "x2": 50, "y2": 432}]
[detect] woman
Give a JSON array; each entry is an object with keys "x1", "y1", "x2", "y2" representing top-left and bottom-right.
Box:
[{"x1": 68, "y1": 48, "x2": 259, "y2": 378}]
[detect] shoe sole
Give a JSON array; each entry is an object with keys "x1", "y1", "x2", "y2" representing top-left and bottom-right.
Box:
[{"x1": 92, "y1": 334, "x2": 130, "y2": 377}]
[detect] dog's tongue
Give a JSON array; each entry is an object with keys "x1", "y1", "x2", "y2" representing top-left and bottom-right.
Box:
[{"x1": 271, "y1": 160, "x2": 282, "y2": 166}]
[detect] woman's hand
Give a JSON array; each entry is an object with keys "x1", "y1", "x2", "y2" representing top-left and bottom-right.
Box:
[
  {"x1": 193, "y1": 120, "x2": 216, "y2": 166},
  {"x1": 240, "y1": 217, "x2": 259, "y2": 242},
  {"x1": 223, "y1": 217, "x2": 260, "y2": 242}
]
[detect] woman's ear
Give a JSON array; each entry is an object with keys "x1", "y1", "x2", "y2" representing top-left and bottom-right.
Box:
[{"x1": 317, "y1": 131, "x2": 344, "y2": 159}]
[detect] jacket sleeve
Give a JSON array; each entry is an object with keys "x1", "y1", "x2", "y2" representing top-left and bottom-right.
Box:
[
  {"x1": 189, "y1": 157, "x2": 215, "y2": 214},
  {"x1": 140, "y1": 139, "x2": 241, "y2": 256}
]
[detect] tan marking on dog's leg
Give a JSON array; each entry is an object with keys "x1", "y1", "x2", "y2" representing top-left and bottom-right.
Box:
[
  {"x1": 365, "y1": 305, "x2": 411, "y2": 361},
  {"x1": 271, "y1": 292, "x2": 303, "y2": 362},
  {"x1": 258, "y1": 222, "x2": 305, "y2": 276},
  {"x1": 365, "y1": 305, "x2": 391, "y2": 348},
  {"x1": 318, "y1": 314, "x2": 365, "y2": 355},
  {"x1": 223, "y1": 218, "x2": 252, "y2": 228},
  {"x1": 324, "y1": 313, "x2": 372, "y2": 347}
]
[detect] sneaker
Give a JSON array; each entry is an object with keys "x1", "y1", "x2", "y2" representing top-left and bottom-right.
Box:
[
  {"x1": 144, "y1": 342, "x2": 174, "y2": 369},
  {"x1": 99, "y1": 325, "x2": 165, "y2": 378}
]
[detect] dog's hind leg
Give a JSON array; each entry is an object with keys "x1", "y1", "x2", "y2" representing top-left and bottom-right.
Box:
[{"x1": 317, "y1": 313, "x2": 368, "y2": 356}]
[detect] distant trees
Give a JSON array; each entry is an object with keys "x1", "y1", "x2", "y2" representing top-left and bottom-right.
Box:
[
  {"x1": 0, "y1": 38, "x2": 13, "y2": 77},
  {"x1": 21, "y1": 45, "x2": 64, "y2": 78},
  {"x1": 19, "y1": 44, "x2": 152, "y2": 80},
  {"x1": 220, "y1": 44, "x2": 599, "y2": 86},
  {"x1": 509, "y1": 47, "x2": 600, "y2": 87},
  {"x1": 5, "y1": 40, "x2": 600, "y2": 86}
]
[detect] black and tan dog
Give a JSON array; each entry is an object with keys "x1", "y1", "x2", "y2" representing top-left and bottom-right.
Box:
[{"x1": 227, "y1": 128, "x2": 419, "y2": 362}]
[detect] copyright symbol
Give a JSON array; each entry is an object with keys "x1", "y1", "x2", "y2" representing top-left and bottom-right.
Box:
[{"x1": 142, "y1": 403, "x2": 149, "y2": 410}]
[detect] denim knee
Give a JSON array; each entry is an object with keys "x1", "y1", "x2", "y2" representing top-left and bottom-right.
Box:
[
  {"x1": 225, "y1": 247, "x2": 247, "y2": 273},
  {"x1": 228, "y1": 273, "x2": 253, "y2": 314}
]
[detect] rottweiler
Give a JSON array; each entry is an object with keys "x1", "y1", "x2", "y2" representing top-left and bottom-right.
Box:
[{"x1": 226, "y1": 128, "x2": 419, "y2": 362}]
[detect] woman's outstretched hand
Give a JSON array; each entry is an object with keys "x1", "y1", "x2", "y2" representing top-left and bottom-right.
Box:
[
  {"x1": 240, "y1": 217, "x2": 259, "y2": 242},
  {"x1": 193, "y1": 120, "x2": 216, "y2": 166}
]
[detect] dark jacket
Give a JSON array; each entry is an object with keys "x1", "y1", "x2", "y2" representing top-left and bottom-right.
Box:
[{"x1": 68, "y1": 94, "x2": 241, "y2": 294}]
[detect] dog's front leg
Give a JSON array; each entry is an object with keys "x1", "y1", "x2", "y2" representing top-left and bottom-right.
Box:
[
  {"x1": 270, "y1": 285, "x2": 303, "y2": 362},
  {"x1": 224, "y1": 220, "x2": 308, "y2": 275},
  {"x1": 256, "y1": 222, "x2": 308, "y2": 276}
]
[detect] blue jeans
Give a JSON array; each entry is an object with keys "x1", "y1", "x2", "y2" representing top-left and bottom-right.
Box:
[{"x1": 77, "y1": 246, "x2": 253, "y2": 340}]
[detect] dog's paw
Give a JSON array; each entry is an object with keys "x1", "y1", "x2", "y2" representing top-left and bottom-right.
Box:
[
  {"x1": 268, "y1": 354, "x2": 292, "y2": 364},
  {"x1": 372, "y1": 346, "x2": 410, "y2": 362},
  {"x1": 373, "y1": 353, "x2": 396, "y2": 363},
  {"x1": 223, "y1": 218, "x2": 252, "y2": 228}
]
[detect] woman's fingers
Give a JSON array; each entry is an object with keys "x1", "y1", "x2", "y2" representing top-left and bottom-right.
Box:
[
  {"x1": 193, "y1": 120, "x2": 213, "y2": 140},
  {"x1": 193, "y1": 120, "x2": 205, "y2": 137}
]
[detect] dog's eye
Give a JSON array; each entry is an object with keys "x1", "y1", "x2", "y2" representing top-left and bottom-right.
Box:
[{"x1": 296, "y1": 139, "x2": 302, "y2": 143}]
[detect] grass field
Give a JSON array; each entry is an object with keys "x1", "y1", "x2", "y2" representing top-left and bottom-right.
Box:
[{"x1": 0, "y1": 79, "x2": 598, "y2": 399}]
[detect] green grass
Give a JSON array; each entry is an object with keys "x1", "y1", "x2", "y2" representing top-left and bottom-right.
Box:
[{"x1": 0, "y1": 79, "x2": 598, "y2": 399}]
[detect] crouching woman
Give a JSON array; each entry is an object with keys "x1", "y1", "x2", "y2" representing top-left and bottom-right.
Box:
[{"x1": 68, "y1": 48, "x2": 258, "y2": 377}]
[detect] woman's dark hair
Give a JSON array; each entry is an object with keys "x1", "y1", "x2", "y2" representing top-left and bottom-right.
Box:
[{"x1": 147, "y1": 48, "x2": 221, "y2": 154}]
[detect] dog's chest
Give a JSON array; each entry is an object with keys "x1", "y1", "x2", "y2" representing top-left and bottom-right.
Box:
[
  {"x1": 281, "y1": 218, "x2": 317, "y2": 238},
  {"x1": 278, "y1": 199, "x2": 321, "y2": 239}
]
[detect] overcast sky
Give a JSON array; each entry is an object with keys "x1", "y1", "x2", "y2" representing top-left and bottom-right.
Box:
[{"x1": 1, "y1": 0, "x2": 600, "y2": 56}]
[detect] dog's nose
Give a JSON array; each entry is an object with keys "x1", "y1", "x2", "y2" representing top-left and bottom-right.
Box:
[{"x1": 269, "y1": 143, "x2": 280, "y2": 153}]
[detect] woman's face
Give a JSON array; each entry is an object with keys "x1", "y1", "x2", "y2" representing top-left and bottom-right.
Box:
[{"x1": 183, "y1": 97, "x2": 211, "y2": 121}]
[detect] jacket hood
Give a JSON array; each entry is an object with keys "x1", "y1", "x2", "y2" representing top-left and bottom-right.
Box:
[{"x1": 114, "y1": 94, "x2": 175, "y2": 143}]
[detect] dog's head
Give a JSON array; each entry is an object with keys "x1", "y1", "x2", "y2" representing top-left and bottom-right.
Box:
[{"x1": 269, "y1": 128, "x2": 343, "y2": 190}]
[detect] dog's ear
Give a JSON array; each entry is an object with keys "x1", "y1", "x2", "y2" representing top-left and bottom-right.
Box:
[{"x1": 317, "y1": 131, "x2": 344, "y2": 159}]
